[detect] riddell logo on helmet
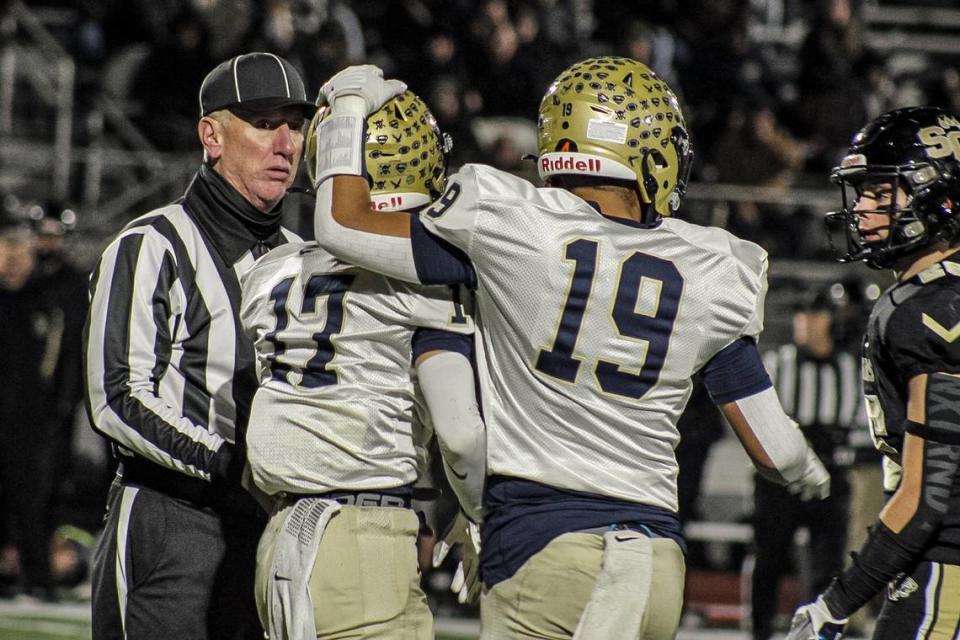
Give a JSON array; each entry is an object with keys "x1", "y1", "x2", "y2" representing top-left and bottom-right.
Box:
[
  {"x1": 540, "y1": 156, "x2": 603, "y2": 174},
  {"x1": 370, "y1": 196, "x2": 404, "y2": 210}
]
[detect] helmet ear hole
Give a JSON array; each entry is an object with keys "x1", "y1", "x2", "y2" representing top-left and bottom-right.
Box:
[{"x1": 640, "y1": 150, "x2": 659, "y2": 204}]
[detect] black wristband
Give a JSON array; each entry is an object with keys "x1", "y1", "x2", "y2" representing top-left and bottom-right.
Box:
[
  {"x1": 903, "y1": 419, "x2": 960, "y2": 445},
  {"x1": 822, "y1": 521, "x2": 916, "y2": 617}
]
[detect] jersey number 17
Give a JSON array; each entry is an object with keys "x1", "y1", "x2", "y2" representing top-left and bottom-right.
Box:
[{"x1": 265, "y1": 273, "x2": 356, "y2": 388}]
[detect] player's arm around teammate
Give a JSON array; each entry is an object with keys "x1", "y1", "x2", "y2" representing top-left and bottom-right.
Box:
[{"x1": 304, "y1": 87, "x2": 486, "y2": 520}]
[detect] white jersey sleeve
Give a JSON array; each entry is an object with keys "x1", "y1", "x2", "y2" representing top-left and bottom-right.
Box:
[
  {"x1": 417, "y1": 164, "x2": 486, "y2": 254},
  {"x1": 409, "y1": 284, "x2": 474, "y2": 335},
  {"x1": 417, "y1": 162, "x2": 601, "y2": 253},
  {"x1": 730, "y1": 237, "x2": 768, "y2": 341}
]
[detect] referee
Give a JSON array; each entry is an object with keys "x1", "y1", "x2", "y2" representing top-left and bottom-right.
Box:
[
  {"x1": 748, "y1": 286, "x2": 865, "y2": 640},
  {"x1": 83, "y1": 53, "x2": 314, "y2": 640}
]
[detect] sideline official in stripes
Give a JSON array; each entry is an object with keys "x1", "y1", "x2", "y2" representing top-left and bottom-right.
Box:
[
  {"x1": 750, "y1": 287, "x2": 866, "y2": 640},
  {"x1": 83, "y1": 52, "x2": 315, "y2": 640}
]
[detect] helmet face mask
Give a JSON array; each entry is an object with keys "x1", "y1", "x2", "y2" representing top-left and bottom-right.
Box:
[
  {"x1": 827, "y1": 107, "x2": 960, "y2": 269},
  {"x1": 306, "y1": 90, "x2": 448, "y2": 212},
  {"x1": 826, "y1": 164, "x2": 926, "y2": 269},
  {"x1": 537, "y1": 56, "x2": 693, "y2": 218}
]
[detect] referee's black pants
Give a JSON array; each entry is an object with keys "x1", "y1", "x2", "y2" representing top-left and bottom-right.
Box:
[
  {"x1": 91, "y1": 476, "x2": 265, "y2": 640},
  {"x1": 750, "y1": 469, "x2": 851, "y2": 640}
]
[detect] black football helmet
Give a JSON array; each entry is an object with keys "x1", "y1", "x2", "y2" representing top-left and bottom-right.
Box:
[{"x1": 826, "y1": 106, "x2": 960, "y2": 269}]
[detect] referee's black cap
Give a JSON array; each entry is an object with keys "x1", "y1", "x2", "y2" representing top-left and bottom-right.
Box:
[
  {"x1": 199, "y1": 52, "x2": 316, "y2": 118},
  {"x1": 794, "y1": 281, "x2": 860, "y2": 314}
]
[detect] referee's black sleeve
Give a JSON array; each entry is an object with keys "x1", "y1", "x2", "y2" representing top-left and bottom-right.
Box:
[{"x1": 83, "y1": 216, "x2": 232, "y2": 481}]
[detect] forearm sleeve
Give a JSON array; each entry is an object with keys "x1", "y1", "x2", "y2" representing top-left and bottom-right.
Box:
[
  {"x1": 704, "y1": 338, "x2": 811, "y2": 482},
  {"x1": 313, "y1": 176, "x2": 422, "y2": 283},
  {"x1": 825, "y1": 414, "x2": 960, "y2": 616},
  {"x1": 732, "y1": 386, "x2": 811, "y2": 483},
  {"x1": 823, "y1": 521, "x2": 918, "y2": 617},
  {"x1": 416, "y1": 351, "x2": 486, "y2": 521}
]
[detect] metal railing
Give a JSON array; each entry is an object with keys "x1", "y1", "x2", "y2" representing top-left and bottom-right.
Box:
[
  {"x1": 0, "y1": 1, "x2": 200, "y2": 237},
  {"x1": 80, "y1": 94, "x2": 195, "y2": 228},
  {"x1": 686, "y1": 182, "x2": 836, "y2": 211},
  {"x1": 0, "y1": 0, "x2": 74, "y2": 201}
]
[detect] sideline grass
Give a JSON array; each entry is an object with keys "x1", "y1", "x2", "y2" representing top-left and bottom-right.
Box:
[
  {"x1": 0, "y1": 616, "x2": 90, "y2": 640},
  {"x1": 0, "y1": 606, "x2": 479, "y2": 640},
  {"x1": 0, "y1": 619, "x2": 474, "y2": 640}
]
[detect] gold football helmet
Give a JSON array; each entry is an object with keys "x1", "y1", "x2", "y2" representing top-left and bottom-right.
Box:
[
  {"x1": 537, "y1": 56, "x2": 693, "y2": 217},
  {"x1": 306, "y1": 90, "x2": 448, "y2": 211}
]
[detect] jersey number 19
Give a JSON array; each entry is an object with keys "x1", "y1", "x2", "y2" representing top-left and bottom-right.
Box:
[{"x1": 535, "y1": 239, "x2": 683, "y2": 400}]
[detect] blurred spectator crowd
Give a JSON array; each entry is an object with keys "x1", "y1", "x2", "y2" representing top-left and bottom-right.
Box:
[
  {"x1": 20, "y1": 0, "x2": 956, "y2": 260},
  {"x1": 0, "y1": 198, "x2": 104, "y2": 600}
]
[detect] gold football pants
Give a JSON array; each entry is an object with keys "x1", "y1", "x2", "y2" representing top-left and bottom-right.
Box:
[
  {"x1": 255, "y1": 503, "x2": 431, "y2": 639},
  {"x1": 480, "y1": 532, "x2": 685, "y2": 639}
]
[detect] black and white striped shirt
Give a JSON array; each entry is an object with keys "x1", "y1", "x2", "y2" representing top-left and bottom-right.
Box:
[
  {"x1": 763, "y1": 344, "x2": 870, "y2": 465},
  {"x1": 83, "y1": 167, "x2": 299, "y2": 482}
]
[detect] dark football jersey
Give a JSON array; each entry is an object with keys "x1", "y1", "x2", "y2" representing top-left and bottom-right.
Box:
[
  {"x1": 862, "y1": 258, "x2": 960, "y2": 563},
  {"x1": 863, "y1": 260, "x2": 960, "y2": 458}
]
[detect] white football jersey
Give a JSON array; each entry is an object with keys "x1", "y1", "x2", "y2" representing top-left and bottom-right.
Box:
[
  {"x1": 239, "y1": 242, "x2": 474, "y2": 496},
  {"x1": 418, "y1": 164, "x2": 767, "y2": 511}
]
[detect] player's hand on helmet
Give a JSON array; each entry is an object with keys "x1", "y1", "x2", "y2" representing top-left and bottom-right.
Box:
[
  {"x1": 432, "y1": 511, "x2": 482, "y2": 604},
  {"x1": 319, "y1": 64, "x2": 407, "y2": 116},
  {"x1": 786, "y1": 447, "x2": 831, "y2": 501},
  {"x1": 785, "y1": 595, "x2": 848, "y2": 640}
]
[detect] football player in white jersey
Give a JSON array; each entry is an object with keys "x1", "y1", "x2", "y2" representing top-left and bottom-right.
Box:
[
  {"x1": 239, "y1": 90, "x2": 484, "y2": 640},
  {"x1": 310, "y1": 59, "x2": 831, "y2": 640}
]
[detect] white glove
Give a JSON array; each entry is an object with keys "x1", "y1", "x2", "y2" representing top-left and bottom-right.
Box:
[
  {"x1": 785, "y1": 595, "x2": 848, "y2": 640},
  {"x1": 786, "y1": 447, "x2": 831, "y2": 501},
  {"x1": 319, "y1": 64, "x2": 407, "y2": 116},
  {"x1": 432, "y1": 511, "x2": 482, "y2": 604}
]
